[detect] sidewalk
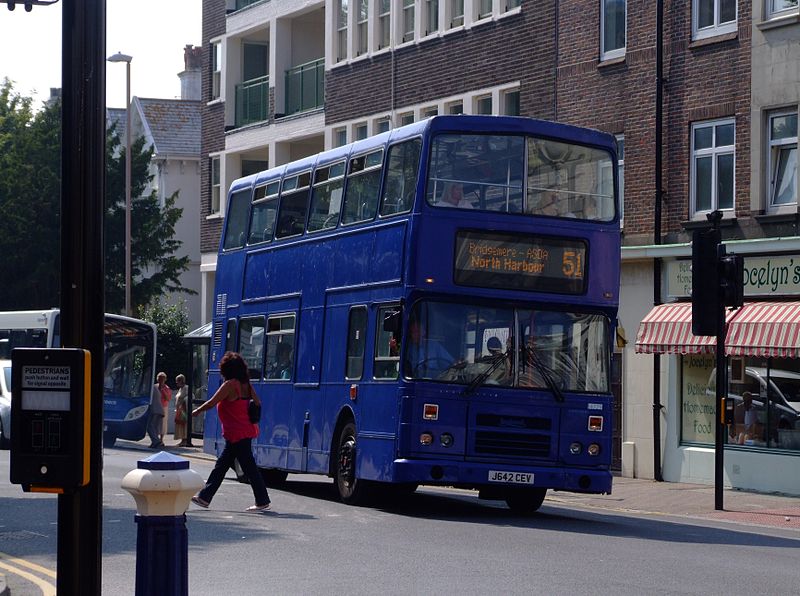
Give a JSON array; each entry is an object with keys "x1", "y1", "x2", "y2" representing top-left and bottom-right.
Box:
[
  {"x1": 548, "y1": 476, "x2": 800, "y2": 530},
  {"x1": 117, "y1": 439, "x2": 800, "y2": 530}
]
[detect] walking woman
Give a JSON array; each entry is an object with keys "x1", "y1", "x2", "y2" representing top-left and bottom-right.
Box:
[{"x1": 190, "y1": 352, "x2": 271, "y2": 511}]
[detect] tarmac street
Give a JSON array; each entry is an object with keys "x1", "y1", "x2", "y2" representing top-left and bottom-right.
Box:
[{"x1": 0, "y1": 440, "x2": 799, "y2": 595}]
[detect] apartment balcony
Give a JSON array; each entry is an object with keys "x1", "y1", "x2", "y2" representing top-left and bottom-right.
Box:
[
  {"x1": 284, "y1": 58, "x2": 324, "y2": 117},
  {"x1": 233, "y1": 0, "x2": 267, "y2": 11},
  {"x1": 235, "y1": 75, "x2": 269, "y2": 128}
]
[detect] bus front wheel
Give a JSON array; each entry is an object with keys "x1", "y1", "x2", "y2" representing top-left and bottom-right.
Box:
[
  {"x1": 505, "y1": 488, "x2": 546, "y2": 515},
  {"x1": 334, "y1": 421, "x2": 370, "y2": 505}
]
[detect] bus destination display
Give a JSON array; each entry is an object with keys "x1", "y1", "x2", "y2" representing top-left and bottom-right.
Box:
[{"x1": 454, "y1": 230, "x2": 587, "y2": 294}]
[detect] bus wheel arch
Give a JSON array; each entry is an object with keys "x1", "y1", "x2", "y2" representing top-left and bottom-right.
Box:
[{"x1": 331, "y1": 414, "x2": 372, "y2": 505}]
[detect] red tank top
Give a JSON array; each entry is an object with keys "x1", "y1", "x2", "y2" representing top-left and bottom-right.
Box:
[{"x1": 217, "y1": 380, "x2": 259, "y2": 443}]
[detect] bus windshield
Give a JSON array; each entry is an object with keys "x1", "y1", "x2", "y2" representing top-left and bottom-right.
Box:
[
  {"x1": 103, "y1": 320, "x2": 155, "y2": 399},
  {"x1": 404, "y1": 300, "x2": 609, "y2": 393},
  {"x1": 426, "y1": 133, "x2": 615, "y2": 221}
]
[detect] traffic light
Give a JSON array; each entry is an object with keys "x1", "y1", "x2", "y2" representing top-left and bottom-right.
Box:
[
  {"x1": 692, "y1": 227, "x2": 721, "y2": 336},
  {"x1": 720, "y1": 254, "x2": 744, "y2": 307}
]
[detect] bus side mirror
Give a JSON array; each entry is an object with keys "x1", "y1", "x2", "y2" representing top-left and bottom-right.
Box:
[{"x1": 383, "y1": 309, "x2": 401, "y2": 334}]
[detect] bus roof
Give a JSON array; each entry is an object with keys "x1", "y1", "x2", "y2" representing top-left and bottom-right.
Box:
[
  {"x1": 0, "y1": 309, "x2": 59, "y2": 329},
  {"x1": 228, "y1": 115, "x2": 615, "y2": 195}
]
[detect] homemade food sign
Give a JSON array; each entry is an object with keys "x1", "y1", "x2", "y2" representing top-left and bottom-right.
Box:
[
  {"x1": 454, "y1": 230, "x2": 587, "y2": 294},
  {"x1": 668, "y1": 255, "x2": 800, "y2": 298}
]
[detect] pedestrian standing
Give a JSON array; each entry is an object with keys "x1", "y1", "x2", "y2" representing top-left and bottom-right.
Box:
[
  {"x1": 147, "y1": 375, "x2": 165, "y2": 449},
  {"x1": 190, "y1": 352, "x2": 271, "y2": 511},
  {"x1": 173, "y1": 373, "x2": 190, "y2": 446},
  {"x1": 156, "y1": 371, "x2": 172, "y2": 441}
]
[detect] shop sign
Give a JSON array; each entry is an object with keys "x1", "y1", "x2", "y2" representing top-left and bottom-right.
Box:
[
  {"x1": 681, "y1": 354, "x2": 715, "y2": 445},
  {"x1": 667, "y1": 255, "x2": 800, "y2": 298}
]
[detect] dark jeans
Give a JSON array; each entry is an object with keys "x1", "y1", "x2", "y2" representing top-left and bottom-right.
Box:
[
  {"x1": 147, "y1": 413, "x2": 164, "y2": 446},
  {"x1": 198, "y1": 437, "x2": 270, "y2": 506}
]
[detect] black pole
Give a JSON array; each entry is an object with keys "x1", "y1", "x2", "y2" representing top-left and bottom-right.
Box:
[
  {"x1": 652, "y1": 0, "x2": 664, "y2": 482},
  {"x1": 59, "y1": 0, "x2": 106, "y2": 593},
  {"x1": 185, "y1": 343, "x2": 194, "y2": 446},
  {"x1": 714, "y1": 249, "x2": 726, "y2": 511}
]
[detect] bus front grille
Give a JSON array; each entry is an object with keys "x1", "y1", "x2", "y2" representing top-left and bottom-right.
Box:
[{"x1": 474, "y1": 431, "x2": 551, "y2": 458}]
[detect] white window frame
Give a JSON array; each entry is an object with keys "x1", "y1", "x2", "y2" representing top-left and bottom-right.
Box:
[
  {"x1": 376, "y1": 0, "x2": 392, "y2": 50},
  {"x1": 692, "y1": 0, "x2": 737, "y2": 40},
  {"x1": 356, "y1": 0, "x2": 369, "y2": 56},
  {"x1": 600, "y1": 0, "x2": 626, "y2": 61},
  {"x1": 354, "y1": 122, "x2": 368, "y2": 141},
  {"x1": 401, "y1": 0, "x2": 416, "y2": 44},
  {"x1": 767, "y1": 0, "x2": 799, "y2": 20},
  {"x1": 690, "y1": 118, "x2": 736, "y2": 217},
  {"x1": 474, "y1": 94, "x2": 493, "y2": 115},
  {"x1": 398, "y1": 111, "x2": 415, "y2": 126},
  {"x1": 210, "y1": 156, "x2": 221, "y2": 215},
  {"x1": 504, "y1": 0, "x2": 522, "y2": 11},
  {"x1": 336, "y1": 0, "x2": 349, "y2": 63},
  {"x1": 424, "y1": 0, "x2": 440, "y2": 35},
  {"x1": 475, "y1": 0, "x2": 493, "y2": 20},
  {"x1": 211, "y1": 42, "x2": 222, "y2": 100},
  {"x1": 448, "y1": 0, "x2": 465, "y2": 28},
  {"x1": 501, "y1": 87, "x2": 520, "y2": 115},
  {"x1": 767, "y1": 109, "x2": 798, "y2": 211},
  {"x1": 334, "y1": 127, "x2": 348, "y2": 148},
  {"x1": 375, "y1": 116, "x2": 391, "y2": 133}
]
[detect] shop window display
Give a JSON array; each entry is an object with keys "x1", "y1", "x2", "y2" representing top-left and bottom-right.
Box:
[{"x1": 681, "y1": 355, "x2": 800, "y2": 450}]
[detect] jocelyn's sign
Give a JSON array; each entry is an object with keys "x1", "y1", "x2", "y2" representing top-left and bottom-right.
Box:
[{"x1": 667, "y1": 255, "x2": 800, "y2": 298}]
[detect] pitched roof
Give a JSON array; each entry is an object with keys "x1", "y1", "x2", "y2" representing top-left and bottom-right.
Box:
[
  {"x1": 106, "y1": 107, "x2": 127, "y2": 138},
  {"x1": 133, "y1": 97, "x2": 201, "y2": 158}
]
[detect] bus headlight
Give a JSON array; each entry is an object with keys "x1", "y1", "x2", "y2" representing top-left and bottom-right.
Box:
[
  {"x1": 440, "y1": 433, "x2": 454, "y2": 447},
  {"x1": 420, "y1": 432, "x2": 434, "y2": 446},
  {"x1": 124, "y1": 405, "x2": 148, "y2": 421},
  {"x1": 569, "y1": 442, "x2": 582, "y2": 455},
  {"x1": 587, "y1": 443, "x2": 601, "y2": 456}
]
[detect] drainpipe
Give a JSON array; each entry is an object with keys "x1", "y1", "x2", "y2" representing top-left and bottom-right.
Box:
[{"x1": 652, "y1": 0, "x2": 665, "y2": 482}]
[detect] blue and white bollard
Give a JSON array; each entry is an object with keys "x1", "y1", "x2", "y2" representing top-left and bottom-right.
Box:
[{"x1": 121, "y1": 451, "x2": 204, "y2": 596}]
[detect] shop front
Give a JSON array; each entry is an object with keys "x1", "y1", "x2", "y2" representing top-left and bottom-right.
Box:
[{"x1": 634, "y1": 254, "x2": 800, "y2": 496}]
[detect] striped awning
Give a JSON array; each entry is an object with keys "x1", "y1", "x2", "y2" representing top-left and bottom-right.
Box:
[
  {"x1": 726, "y1": 301, "x2": 800, "y2": 358},
  {"x1": 635, "y1": 302, "x2": 738, "y2": 355}
]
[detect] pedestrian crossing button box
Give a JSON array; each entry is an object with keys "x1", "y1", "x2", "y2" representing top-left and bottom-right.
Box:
[{"x1": 10, "y1": 348, "x2": 91, "y2": 492}]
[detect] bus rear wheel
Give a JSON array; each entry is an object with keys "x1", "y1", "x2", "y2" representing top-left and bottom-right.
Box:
[
  {"x1": 261, "y1": 468, "x2": 288, "y2": 487},
  {"x1": 505, "y1": 488, "x2": 546, "y2": 515},
  {"x1": 334, "y1": 421, "x2": 371, "y2": 505}
]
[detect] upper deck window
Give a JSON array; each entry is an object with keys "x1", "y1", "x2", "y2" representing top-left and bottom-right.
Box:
[
  {"x1": 223, "y1": 188, "x2": 252, "y2": 250},
  {"x1": 427, "y1": 134, "x2": 524, "y2": 212},
  {"x1": 342, "y1": 149, "x2": 384, "y2": 225},
  {"x1": 276, "y1": 172, "x2": 311, "y2": 239},
  {"x1": 527, "y1": 138, "x2": 616, "y2": 221},
  {"x1": 380, "y1": 139, "x2": 422, "y2": 216},
  {"x1": 308, "y1": 162, "x2": 346, "y2": 232},
  {"x1": 427, "y1": 133, "x2": 615, "y2": 221},
  {"x1": 248, "y1": 180, "x2": 280, "y2": 244}
]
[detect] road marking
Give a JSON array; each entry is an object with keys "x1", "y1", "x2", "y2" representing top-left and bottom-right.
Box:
[
  {"x1": 0, "y1": 552, "x2": 56, "y2": 578},
  {"x1": 0, "y1": 558, "x2": 56, "y2": 596}
]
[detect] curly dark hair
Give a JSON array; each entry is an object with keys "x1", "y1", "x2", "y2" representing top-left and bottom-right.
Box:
[{"x1": 219, "y1": 351, "x2": 250, "y2": 384}]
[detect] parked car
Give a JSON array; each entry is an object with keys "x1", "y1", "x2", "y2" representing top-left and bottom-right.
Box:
[
  {"x1": 0, "y1": 359, "x2": 11, "y2": 449},
  {"x1": 708, "y1": 366, "x2": 800, "y2": 446}
]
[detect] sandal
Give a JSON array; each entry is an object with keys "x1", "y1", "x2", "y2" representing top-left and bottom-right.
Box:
[
  {"x1": 246, "y1": 503, "x2": 270, "y2": 512},
  {"x1": 191, "y1": 495, "x2": 209, "y2": 509}
]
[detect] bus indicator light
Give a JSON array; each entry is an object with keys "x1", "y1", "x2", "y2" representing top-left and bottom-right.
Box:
[
  {"x1": 425, "y1": 277, "x2": 435, "y2": 284},
  {"x1": 423, "y1": 403, "x2": 439, "y2": 420},
  {"x1": 588, "y1": 416, "x2": 603, "y2": 432},
  {"x1": 587, "y1": 443, "x2": 601, "y2": 456},
  {"x1": 349, "y1": 385, "x2": 358, "y2": 401}
]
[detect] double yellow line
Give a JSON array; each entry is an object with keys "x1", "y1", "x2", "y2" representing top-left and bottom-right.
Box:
[{"x1": 0, "y1": 551, "x2": 56, "y2": 596}]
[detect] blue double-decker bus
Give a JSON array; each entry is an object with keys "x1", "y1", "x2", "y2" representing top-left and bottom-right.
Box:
[{"x1": 206, "y1": 115, "x2": 620, "y2": 512}]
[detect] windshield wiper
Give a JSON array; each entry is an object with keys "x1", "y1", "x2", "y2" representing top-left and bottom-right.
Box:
[
  {"x1": 522, "y1": 346, "x2": 565, "y2": 403},
  {"x1": 461, "y1": 352, "x2": 509, "y2": 396}
]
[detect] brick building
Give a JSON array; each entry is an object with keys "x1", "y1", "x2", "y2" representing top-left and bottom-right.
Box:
[{"x1": 200, "y1": 1, "x2": 800, "y2": 494}]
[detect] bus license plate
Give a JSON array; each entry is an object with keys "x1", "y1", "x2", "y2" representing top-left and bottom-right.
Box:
[{"x1": 488, "y1": 470, "x2": 534, "y2": 484}]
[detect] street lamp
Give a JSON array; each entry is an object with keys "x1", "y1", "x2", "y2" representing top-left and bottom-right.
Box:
[{"x1": 107, "y1": 52, "x2": 133, "y2": 316}]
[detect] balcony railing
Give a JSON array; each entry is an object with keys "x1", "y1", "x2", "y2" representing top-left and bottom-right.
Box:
[
  {"x1": 235, "y1": 0, "x2": 267, "y2": 11},
  {"x1": 235, "y1": 75, "x2": 269, "y2": 128},
  {"x1": 284, "y1": 58, "x2": 324, "y2": 116}
]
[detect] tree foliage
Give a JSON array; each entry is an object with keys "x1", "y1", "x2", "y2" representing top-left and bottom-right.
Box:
[
  {"x1": 139, "y1": 299, "x2": 191, "y2": 387},
  {"x1": 0, "y1": 79, "x2": 191, "y2": 312}
]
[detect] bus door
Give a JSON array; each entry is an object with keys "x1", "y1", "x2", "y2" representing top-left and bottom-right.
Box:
[
  {"x1": 287, "y1": 305, "x2": 324, "y2": 472},
  {"x1": 258, "y1": 310, "x2": 297, "y2": 470}
]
